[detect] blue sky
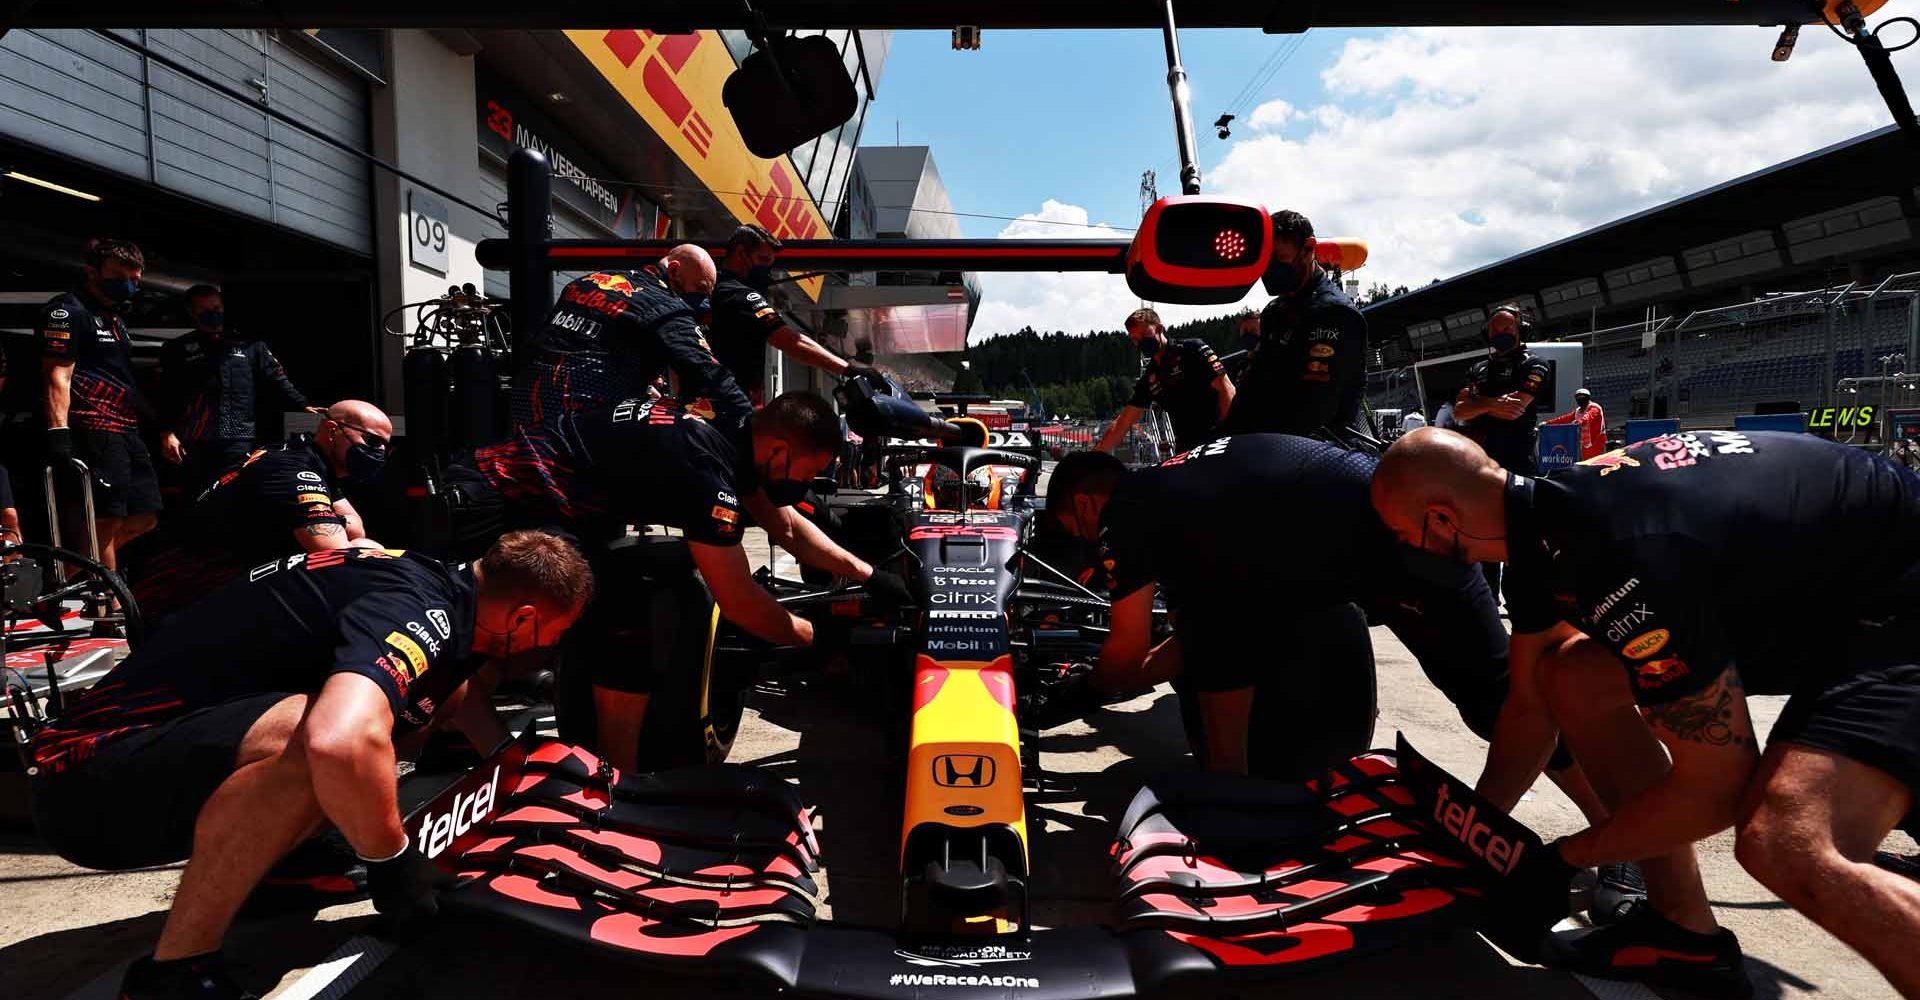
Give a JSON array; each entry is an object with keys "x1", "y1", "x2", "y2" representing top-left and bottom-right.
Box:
[
  {"x1": 860, "y1": 15, "x2": 1913, "y2": 338},
  {"x1": 871, "y1": 28, "x2": 1373, "y2": 239}
]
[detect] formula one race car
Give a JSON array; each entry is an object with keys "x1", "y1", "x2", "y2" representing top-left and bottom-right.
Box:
[{"x1": 389, "y1": 375, "x2": 1572, "y2": 998}]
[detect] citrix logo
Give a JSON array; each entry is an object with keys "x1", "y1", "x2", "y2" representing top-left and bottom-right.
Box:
[
  {"x1": 1432, "y1": 780, "x2": 1526, "y2": 874},
  {"x1": 417, "y1": 766, "x2": 501, "y2": 858}
]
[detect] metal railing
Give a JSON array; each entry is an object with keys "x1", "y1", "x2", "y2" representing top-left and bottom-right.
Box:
[{"x1": 1375, "y1": 271, "x2": 1920, "y2": 433}]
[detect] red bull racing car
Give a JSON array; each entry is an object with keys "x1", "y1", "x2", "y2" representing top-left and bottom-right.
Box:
[{"x1": 391, "y1": 378, "x2": 1564, "y2": 998}]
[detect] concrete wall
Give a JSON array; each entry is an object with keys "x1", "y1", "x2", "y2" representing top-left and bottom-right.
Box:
[{"x1": 368, "y1": 30, "x2": 489, "y2": 411}]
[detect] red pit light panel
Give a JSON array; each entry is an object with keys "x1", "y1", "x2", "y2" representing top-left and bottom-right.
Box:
[{"x1": 1127, "y1": 197, "x2": 1271, "y2": 305}]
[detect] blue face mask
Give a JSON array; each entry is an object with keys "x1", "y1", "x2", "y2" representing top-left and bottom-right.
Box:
[
  {"x1": 95, "y1": 276, "x2": 137, "y2": 305},
  {"x1": 195, "y1": 309, "x2": 224, "y2": 331},
  {"x1": 746, "y1": 264, "x2": 776, "y2": 290},
  {"x1": 1490, "y1": 332, "x2": 1520, "y2": 354},
  {"x1": 682, "y1": 293, "x2": 711, "y2": 315}
]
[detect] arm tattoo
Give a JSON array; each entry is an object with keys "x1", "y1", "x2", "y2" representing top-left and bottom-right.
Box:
[
  {"x1": 303, "y1": 523, "x2": 344, "y2": 539},
  {"x1": 1643, "y1": 668, "x2": 1751, "y2": 747}
]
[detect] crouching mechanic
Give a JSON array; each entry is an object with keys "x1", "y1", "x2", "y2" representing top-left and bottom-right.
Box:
[
  {"x1": 509, "y1": 245, "x2": 749, "y2": 430},
  {"x1": 30, "y1": 531, "x2": 593, "y2": 1000},
  {"x1": 1045, "y1": 441, "x2": 1597, "y2": 800},
  {"x1": 1373, "y1": 428, "x2": 1920, "y2": 997},
  {"x1": 438, "y1": 390, "x2": 911, "y2": 771},
  {"x1": 130, "y1": 401, "x2": 392, "y2": 625}
]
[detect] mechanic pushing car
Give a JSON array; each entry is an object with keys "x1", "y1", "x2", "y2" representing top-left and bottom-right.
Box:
[
  {"x1": 508, "y1": 244, "x2": 750, "y2": 430},
  {"x1": 1372, "y1": 427, "x2": 1920, "y2": 998},
  {"x1": 437, "y1": 390, "x2": 911, "y2": 772},
  {"x1": 130, "y1": 400, "x2": 392, "y2": 626},
  {"x1": 1217, "y1": 211, "x2": 1369, "y2": 441},
  {"x1": 1044, "y1": 442, "x2": 1604, "y2": 801},
  {"x1": 157, "y1": 283, "x2": 321, "y2": 500},
  {"x1": 40, "y1": 238, "x2": 161, "y2": 585},
  {"x1": 29, "y1": 532, "x2": 593, "y2": 1000},
  {"x1": 708, "y1": 224, "x2": 883, "y2": 404},
  {"x1": 1094, "y1": 307, "x2": 1235, "y2": 456}
]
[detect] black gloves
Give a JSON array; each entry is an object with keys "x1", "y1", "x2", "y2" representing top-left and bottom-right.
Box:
[
  {"x1": 1029, "y1": 661, "x2": 1103, "y2": 723},
  {"x1": 1478, "y1": 839, "x2": 1580, "y2": 963},
  {"x1": 843, "y1": 363, "x2": 888, "y2": 392},
  {"x1": 45, "y1": 426, "x2": 73, "y2": 463},
  {"x1": 363, "y1": 842, "x2": 451, "y2": 940},
  {"x1": 863, "y1": 568, "x2": 914, "y2": 614}
]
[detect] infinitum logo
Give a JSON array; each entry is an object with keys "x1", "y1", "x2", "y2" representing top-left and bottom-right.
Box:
[{"x1": 1432, "y1": 781, "x2": 1527, "y2": 874}]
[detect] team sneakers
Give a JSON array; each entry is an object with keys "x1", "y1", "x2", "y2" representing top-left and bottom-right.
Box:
[{"x1": 1541, "y1": 899, "x2": 1754, "y2": 999}]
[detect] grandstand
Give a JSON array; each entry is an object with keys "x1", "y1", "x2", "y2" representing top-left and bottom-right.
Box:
[{"x1": 1361, "y1": 125, "x2": 1920, "y2": 437}]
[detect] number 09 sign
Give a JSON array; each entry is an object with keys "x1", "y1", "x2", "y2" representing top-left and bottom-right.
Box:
[{"x1": 409, "y1": 189, "x2": 450, "y2": 276}]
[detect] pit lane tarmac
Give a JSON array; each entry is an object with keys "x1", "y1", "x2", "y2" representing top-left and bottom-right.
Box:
[{"x1": 2, "y1": 532, "x2": 1911, "y2": 1000}]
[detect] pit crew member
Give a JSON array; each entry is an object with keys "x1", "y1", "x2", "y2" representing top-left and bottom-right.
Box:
[
  {"x1": 1045, "y1": 442, "x2": 1590, "y2": 797},
  {"x1": 1218, "y1": 211, "x2": 1368, "y2": 441},
  {"x1": 708, "y1": 225, "x2": 880, "y2": 405},
  {"x1": 1455, "y1": 305, "x2": 1551, "y2": 475},
  {"x1": 509, "y1": 244, "x2": 749, "y2": 430},
  {"x1": 30, "y1": 531, "x2": 593, "y2": 1000},
  {"x1": 1095, "y1": 308, "x2": 1234, "y2": 456},
  {"x1": 157, "y1": 283, "x2": 319, "y2": 499},
  {"x1": 131, "y1": 401, "x2": 391, "y2": 624},
  {"x1": 440, "y1": 391, "x2": 910, "y2": 771},
  {"x1": 41, "y1": 238, "x2": 160, "y2": 579},
  {"x1": 1454, "y1": 305, "x2": 1551, "y2": 599},
  {"x1": 1372, "y1": 428, "x2": 1920, "y2": 997}
]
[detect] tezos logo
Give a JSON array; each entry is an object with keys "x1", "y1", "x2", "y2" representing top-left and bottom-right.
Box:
[
  {"x1": 297, "y1": 471, "x2": 323, "y2": 483},
  {"x1": 427, "y1": 609, "x2": 452, "y2": 640}
]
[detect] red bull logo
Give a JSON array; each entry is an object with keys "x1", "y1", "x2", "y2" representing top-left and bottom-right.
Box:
[
  {"x1": 587, "y1": 272, "x2": 637, "y2": 294},
  {"x1": 1635, "y1": 656, "x2": 1690, "y2": 687},
  {"x1": 1580, "y1": 448, "x2": 1642, "y2": 477}
]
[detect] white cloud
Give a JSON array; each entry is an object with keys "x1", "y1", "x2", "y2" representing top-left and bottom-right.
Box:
[
  {"x1": 970, "y1": 17, "x2": 1905, "y2": 340},
  {"x1": 1209, "y1": 22, "x2": 1897, "y2": 295},
  {"x1": 970, "y1": 199, "x2": 1266, "y2": 341},
  {"x1": 1247, "y1": 99, "x2": 1296, "y2": 132}
]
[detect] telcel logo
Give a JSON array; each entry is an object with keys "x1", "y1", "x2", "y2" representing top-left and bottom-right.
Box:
[
  {"x1": 1433, "y1": 781, "x2": 1526, "y2": 874},
  {"x1": 418, "y1": 766, "x2": 501, "y2": 858}
]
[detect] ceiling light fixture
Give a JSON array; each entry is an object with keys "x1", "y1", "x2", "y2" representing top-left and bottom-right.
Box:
[{"x1": 4, "y1": 170, "x2": 101, "y2": 202}]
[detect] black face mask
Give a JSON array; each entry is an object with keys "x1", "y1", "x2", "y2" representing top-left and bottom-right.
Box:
[
  {"x1": 1137, "y1": 336, "x2": 1162, "y2": 359},
  {"x1": 1400, "y1": 544, "x2": 1469, "y2": 589},
  {"x1": 343, "y1": 442, "x2": 387, "y2": 482},
  {"x1": 1490, "y1": 332, "x2": 1520, "y2": 354},
  {"x1": 761, "y1": 452, "x2": 811, "y2": 507},
  {"x1": 746, "y1": 264, "x2": 776, "y2": 290},
  {"x1": 476, "y1": 613, "x2": 560, "y2": 678}
]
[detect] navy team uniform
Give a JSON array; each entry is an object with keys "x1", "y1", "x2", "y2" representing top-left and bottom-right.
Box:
[
  {"x1": 442, "y1": 399, "x2": 752, "y2": 701},
  {"x1": 130, "y1": 442, "x2": 348, "y2": 623},
  {"x1": 1221, "y1": 269, "x2": 1369, "y2": 440},
  {"x1": 1098, "y1": 434, "x2": 1519, "y2": 779},
  {"x1": 1505, "y1": 431, "x2": 1920, "y2": 808},
  {"x1": 444, "y1": 399, "x2": 748, "y2": 554},
  {"x1": 1128, "y1": 338, "x2": 1229, "y2": 453},
  {"x1": 39, "y1": 291, "x2": 161, "y2": 518},
  {"x1": 31, "y1": 548, "x2": 476, "y2": 869},
  {"x1": 1461, "y1": 349, "x2": 1552, "y2": 475},
  {"x1": 158, "y1": 329, "x2": 310, "y2": 497},
  {"x1": 510, "y1": 267, "x2": 751, "y2": 431},
  {"x1": 706, "y1": 274, "x2": 787, "y2": 407}
]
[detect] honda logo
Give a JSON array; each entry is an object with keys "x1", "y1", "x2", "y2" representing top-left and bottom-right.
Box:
[{"x1": 933, "y1": 754, "x2": 995, "y2": 788}]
